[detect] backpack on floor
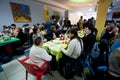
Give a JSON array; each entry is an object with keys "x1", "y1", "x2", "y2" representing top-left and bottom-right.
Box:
[
  {"x1": 62, "y1": 54, "x2": 83, "y2": 79},
  {"x1": 15, "y1": 46, "x2": 24, "y2": 55},
  {"x1": 0, "y1": 54, "x2": 11, "y2": 63},
  {"x1": 90, "y1": 42, "x2": 100, "y2": 59}
]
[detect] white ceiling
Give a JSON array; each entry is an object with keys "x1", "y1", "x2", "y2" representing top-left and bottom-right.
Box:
[
  {"x1": 52, "y1": 0, "x2": 98, "y2": 12},
  {"x1": 34, "y1": 0, "x2": 120, "y2": 24},
  {"x1": 35, "y1": 0, "x2": 120, "y2": 13},
  {"x1": 52, "y1": 0, "x2": 120, "y2": 12},
  {"x1": 51, "y1": 0, "x2": 120, "y2": 23}
]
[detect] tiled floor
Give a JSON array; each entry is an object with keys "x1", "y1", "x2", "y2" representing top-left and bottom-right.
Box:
[
  {"x1": 0, "y1": 49, "x2": 84, "y2": 80},
  {"x1": 0, "y1": 58, "x2": 83, "y2": 80}
]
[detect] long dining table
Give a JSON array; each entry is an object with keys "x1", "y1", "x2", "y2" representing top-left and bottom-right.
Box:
[
  {"x1": 42, "y1": 38, "x2": 68, "y2": 61},
  {"x1": 0, "y1": 36, "x2": 19, "y2": 46},
  {"x1": 0, "y1": 36, "x2": 20, "y2": 56}
]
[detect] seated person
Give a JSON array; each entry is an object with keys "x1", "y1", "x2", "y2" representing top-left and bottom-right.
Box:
[
  {"x1": 32, "y1": 27, "x2": 38, "y2": 41},
  {"x1": 59, "y1": 29, "x2": 83, "y2": 79},
  {"x1": 108, "y1": 47, "x2": 120, "y2": 80},
  {"x1": 10, "y1": 24, "x2": 16, "y2": 35},
  {"x1": 45, "y1": 25, "x2": 56, "y2": 41},
  {"x1": 10, "y1": 27, "x2": 27, "y2": 54},
  {"x1": 101, "y1": 25, "x2": 115, "y2": 42},
  {"x1": 13, "y1": 27, "x2": 27, "y2": 47},
  {"x1": 29, "y1": 37, "x2": 52, "y2": 66},
  {"x1": 60, "y1": 29, "x2": 83, "y2": 59},
  {"x1": 2, "y1": 25, "x2": 8, "y2": 33},
  {"x1": 36, "y1": 28, "x2": 47, "y2": 42},
  {"x1": 4, "y1": 27, "x2": 11, "y2": 35},
  {"x1": 82, "y1": 26, "x2": 96, "y2": 56},
  {"x1": 32, "y1": 27, "x2": 47, "y2": 42}
]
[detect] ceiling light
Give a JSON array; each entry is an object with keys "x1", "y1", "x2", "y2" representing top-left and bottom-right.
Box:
[
  {"x1": 70, "y1": 0, "x2": 91, "y2": 3},
  {"x1": 88, "y1": 4, "x2": 93, "y2": 6},
  {"x1": 88, "y1": 8, "x2": 92, "y2": 11}
]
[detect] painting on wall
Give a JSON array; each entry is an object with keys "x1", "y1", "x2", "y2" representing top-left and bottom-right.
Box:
[
  {"x1": 52, "y1": 11, "x2": 60, "y2": 20},
  {"x1": 53, "y1": 11, "x2": 60, "y2": 16},
  {"x1": 10, "y1": 2, "x2": 31, "y2": 23}
]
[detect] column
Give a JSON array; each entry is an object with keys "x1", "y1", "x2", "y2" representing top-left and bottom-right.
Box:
[{"x1": 95, "y1": 0, "x2": 111, "y2": 41}]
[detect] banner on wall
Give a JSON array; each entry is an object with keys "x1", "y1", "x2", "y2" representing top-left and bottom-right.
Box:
[
  {"x1": 43, "y1": 4, "x2": 50, "y2": 22},
  {"x1": 10, "y1": 2, "x2": 31, "y2": 23}
]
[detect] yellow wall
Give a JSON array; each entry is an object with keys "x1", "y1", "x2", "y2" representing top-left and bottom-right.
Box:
[{"x1": 95, "y1": 0, "x2": 111, "y2": 41}]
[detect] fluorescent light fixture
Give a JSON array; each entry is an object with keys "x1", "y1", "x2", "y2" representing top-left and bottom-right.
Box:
[
  {"x1": 70, "y1": 0, "x2": 91, "y2": 3},
  {"x1": 88, "y1": 8, "x2": 92, "y2": 11},
  {"x1": 88, "y1": 4, "x2": 93, "y2": 6},
  {"x1": 77, "y1": 11, "x2": 83, "y2": 16}
]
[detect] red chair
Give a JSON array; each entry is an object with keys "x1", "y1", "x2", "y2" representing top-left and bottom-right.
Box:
[{"x1": 17, "y1": 56, "x2": 52, "y2": 80}]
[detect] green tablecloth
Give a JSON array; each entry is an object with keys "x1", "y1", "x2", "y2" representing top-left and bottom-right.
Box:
[
  {"x1": 0, "y1": 37, "x2": 19, "y2": 46},
  {"x1": 42, "y1": 38, "x2": 68, "y2": 61}
]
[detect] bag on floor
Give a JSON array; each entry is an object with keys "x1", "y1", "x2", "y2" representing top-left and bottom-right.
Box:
[
  {"x1": 0, "y1": 54, "x2": 11, "y2": 63},
  {"x1": 83, "y1": 59, "x2": 95, "y2": 80},
  {"x1": 90, "y1": 42, "x2": 100, "y2": 59},
  {"x1": 62, "y1": 55, "x2": 83, "y2": 79},
  {"x1": 15, "y1": 46, "x2": 24, "y2": 55}
]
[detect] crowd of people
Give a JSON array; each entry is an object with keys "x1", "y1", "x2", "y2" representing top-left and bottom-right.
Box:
[{"x1": 0, "y1": 16, "x2": 120, "y2": 80}]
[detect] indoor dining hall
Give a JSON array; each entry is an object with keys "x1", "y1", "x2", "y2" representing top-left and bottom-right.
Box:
[{"x1": 0, "y1": 0, "x2": 120, "y2": 80}]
